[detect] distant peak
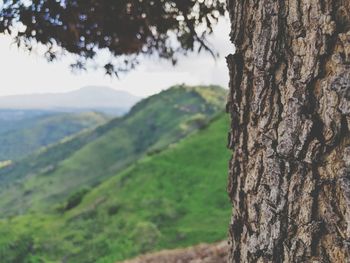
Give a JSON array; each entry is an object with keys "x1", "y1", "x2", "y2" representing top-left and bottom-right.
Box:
[
  {"x1": 0, "y1": 85, "x2": 140, "y2": 111},
  {"x1": 74, "y1": 86, "x2": 139, "y2": 97},
  {"x1": 76, "y1": 86, "x2": 117, "y2": 92}
]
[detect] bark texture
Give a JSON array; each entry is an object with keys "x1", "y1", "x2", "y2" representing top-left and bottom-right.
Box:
[{"x1": 226, "y1": 0, "x2": 350, "y2": 262}]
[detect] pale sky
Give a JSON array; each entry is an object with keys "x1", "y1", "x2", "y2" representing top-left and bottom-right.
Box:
[{"x1": 0, "y1": 18, "x2": 233, "y2": 98}]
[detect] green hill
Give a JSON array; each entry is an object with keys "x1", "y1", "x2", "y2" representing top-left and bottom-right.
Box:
[
  {"x1": 0, "y1": 85, "x2": 227, "y2": 216},
  {"x1": 0, "y1": 113, "x2": 126, "y2": 186},
  {"x1": 0, "y1": 111, "x2": 110, "y2": 162},
  {"x1": 0, "y1": 113, "x2": 231, "y2": 263}
]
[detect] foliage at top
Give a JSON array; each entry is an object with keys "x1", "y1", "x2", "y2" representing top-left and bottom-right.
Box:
[{"x1": 0, "y1": 0, "x2": 226, "y2": 74}]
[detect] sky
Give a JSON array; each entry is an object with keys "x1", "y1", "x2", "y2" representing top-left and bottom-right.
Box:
[{"x1": 0, "y1": 18, "x2": 233, "y2": 98}]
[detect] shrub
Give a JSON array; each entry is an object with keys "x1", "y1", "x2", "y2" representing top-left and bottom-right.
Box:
[{"x1": 65, "y1": 188, "x2": 90, "y2": 211}]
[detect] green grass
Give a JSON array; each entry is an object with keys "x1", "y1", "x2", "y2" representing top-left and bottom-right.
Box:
[
  {"x1": 0, "y1": 111, "x2": 110, "y2": 162},
  {"x1": 0, "y1": 85, "x2": 227, "y2": 217},
  {"x1": 0, "y1": 113, "x2": 231, "y2": 263}
]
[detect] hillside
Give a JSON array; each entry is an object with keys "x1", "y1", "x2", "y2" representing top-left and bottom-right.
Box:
[
  {"x1": 0, "y1": 85, "x2": 227, "y2": 216},
  {"x1": 0, "y1": 111, "x2": 110, "y2": 162},
  {"x1": 0, "y1": 86, "x2": 140, "y2": 115},
  {"x1": 0, "y1": 114, "x2": 231, "y2": 263},
  {"x1": 0, "y1": 109, "x2": 56, "y2": 134}
]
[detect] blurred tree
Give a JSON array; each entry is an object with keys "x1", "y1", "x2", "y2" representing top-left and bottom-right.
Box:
[{"x1": 0, "y1": 0, "x2": 225, "y2": 75}]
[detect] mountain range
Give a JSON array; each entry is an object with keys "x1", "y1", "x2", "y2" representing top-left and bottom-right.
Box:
[{"x1": 0, "y1": 86, "x2": 140, "y2": 115}]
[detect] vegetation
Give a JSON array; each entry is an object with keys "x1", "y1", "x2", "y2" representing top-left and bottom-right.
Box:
[
  {"x1": 0, "y1": 113, "x2": 230, "y2": 263},
  {"x1": 0, "y1": 111, "x2": 110, "y2": 161},
  {"x1": 0, "y1": 85, "x2": 226, "y2": 217},
  {"x1": 0, "y1": 0, "x2": 226, "y2": 74}
]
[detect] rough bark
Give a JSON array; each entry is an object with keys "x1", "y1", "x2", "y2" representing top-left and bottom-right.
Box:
[{"x1": 226, "y1": 0, "x2": 350, "y2": 262}]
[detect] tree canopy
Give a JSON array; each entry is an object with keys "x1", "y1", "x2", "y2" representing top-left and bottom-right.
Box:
[{"x1": 0, "y1": 0, "x2": 226, "y2": 74}]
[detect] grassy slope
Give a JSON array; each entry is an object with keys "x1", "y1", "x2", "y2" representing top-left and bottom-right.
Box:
[
  {"x1": 0, "y1": 114, "x2": 231, "y2": 263},
  {"x1": 0, "y1": 85, "x2": 227, "y2": 216},
  {"x1": 0, "y1": 115, "x2": 120, "y2": 185},
  {"x1": 0, "y1": 111, "x2": 110, "y2": 162}
]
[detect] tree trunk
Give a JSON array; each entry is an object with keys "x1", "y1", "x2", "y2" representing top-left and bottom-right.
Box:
[{"x1": 226, "y1": 0, "x2": 350, "y2": 262}]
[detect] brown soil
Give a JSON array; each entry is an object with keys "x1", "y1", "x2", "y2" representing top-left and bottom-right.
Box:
[{"x1": 118, "y1": 241, "x2": 229, "y2": 263}]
